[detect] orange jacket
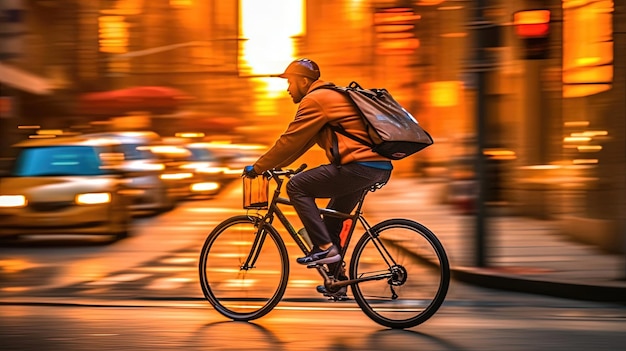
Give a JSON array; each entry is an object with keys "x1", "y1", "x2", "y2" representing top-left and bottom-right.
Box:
[{"x1": 253, "y1": 79, "x2": 389, "y2": 172}]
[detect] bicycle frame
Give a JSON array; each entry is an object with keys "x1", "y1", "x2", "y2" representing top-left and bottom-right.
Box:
[{"x1": 241, "y1": 169, "x2": 400, "y2": 293}]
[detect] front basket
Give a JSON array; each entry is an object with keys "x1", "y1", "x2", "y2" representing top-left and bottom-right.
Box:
[{"x1": 243, "y1": 175, "x2": 269, "y2": 209}]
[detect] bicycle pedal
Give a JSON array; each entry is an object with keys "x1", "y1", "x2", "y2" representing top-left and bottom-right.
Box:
[{"x1": 324, "y1": 293, "x2": 349, "y2": 301}]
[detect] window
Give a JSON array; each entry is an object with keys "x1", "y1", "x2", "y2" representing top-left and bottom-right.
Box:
[
  {"x1": 562, "y1": 0, "x2": 614, "y2": 97},
  {"x1": 14, "y1": 146, "x2": 104, "y2": 176}
]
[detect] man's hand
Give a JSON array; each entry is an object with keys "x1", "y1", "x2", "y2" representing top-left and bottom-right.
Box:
[{"x1": 243, "y1": 165, "x2": 259, "y2": 178}]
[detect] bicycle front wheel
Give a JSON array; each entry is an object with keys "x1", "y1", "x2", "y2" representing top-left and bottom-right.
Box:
[
  {"x1": 198, "y1": 215, "x2": 289, "y2": 321},
  {"x1": 350, "y1": 218, "x2": 450, "y2": 329}
]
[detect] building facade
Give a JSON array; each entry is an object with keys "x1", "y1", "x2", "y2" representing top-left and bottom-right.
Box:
[{"x1": 1, "y1": 0, "x2": 624, "y2": 253}]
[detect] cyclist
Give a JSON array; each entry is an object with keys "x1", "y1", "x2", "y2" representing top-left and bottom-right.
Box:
[{"x1": 243, "y1": 58, "x2": 393, "y2": 285}]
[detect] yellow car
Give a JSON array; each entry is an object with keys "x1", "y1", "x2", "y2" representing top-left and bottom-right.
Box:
[{"x1": 0, "y1": 136, "x2": 133, "y2": 241}]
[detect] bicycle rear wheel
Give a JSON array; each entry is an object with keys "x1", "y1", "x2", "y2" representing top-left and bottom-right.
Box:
[
  {"x1": 198, "y1": 215, "x2": 289, "y2": 321},
  {"x1": 350, "y1": 218, "x2": 449, "y2": 329}
]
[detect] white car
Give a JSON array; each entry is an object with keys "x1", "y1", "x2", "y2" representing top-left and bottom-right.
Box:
[
  {"x1": 82, "y1": 131, "x2": 176, "y2": 214},
  {"x1": 188, "y1": 142, "x2": 268, "y2": 180}
]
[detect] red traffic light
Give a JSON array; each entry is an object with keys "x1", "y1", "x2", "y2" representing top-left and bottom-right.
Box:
[{"x1": 513, "y1": 10, "x2": 550, "y2": 38}]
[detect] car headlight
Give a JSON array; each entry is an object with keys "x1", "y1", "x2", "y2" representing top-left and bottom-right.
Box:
[
  {"x1": 191, "y1": 182, "x2": 220, "y2": 192},
  {"x1": 196, "y1": 167, "x2": 225, "y2": 175},
  {"x1": 134, "y1": 163, "x2": 165, "y2": 171},
  {"x1": 223, "y1": 168, "x2": 244, "y2": 175},
  {"x1": 160, "y1": 172, "x2": 194, "y2": 180},
  {"x1": 76, "y1": 192, "x2": 111, "y2": 205},
  {"x1": 0, "y1": 195, "x2": 27, "y2": 207}
]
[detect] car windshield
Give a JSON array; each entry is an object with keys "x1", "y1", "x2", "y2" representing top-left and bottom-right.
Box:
[
  {"x1": 119, "y1": 143, "x2": 155, "y2": 160},
  {"x1": 188, "y1": 148, "x2": 218, "y2": 162},
  {"x1": 12, "y1": 146, "x2": 107, "y2": 176}
]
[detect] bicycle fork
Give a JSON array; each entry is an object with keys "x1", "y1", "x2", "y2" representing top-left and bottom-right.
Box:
[{"x1": 239, "y1": 215, "x2": 268, "y2": 270}]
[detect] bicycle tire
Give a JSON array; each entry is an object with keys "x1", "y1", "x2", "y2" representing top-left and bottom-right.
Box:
[
  {"x1": 349, "y1": 218, "x2": 450, "y2": 329},
  {"x1": 198, "y1": 215, "x2": 289, "y2": 321}
]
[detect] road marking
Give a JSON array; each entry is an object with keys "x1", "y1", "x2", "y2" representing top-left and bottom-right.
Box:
[
  {"x1": 85, "y1": 273, "x2": 150, "y2": 286},
  {"x1": 145, "y1": 277, "x2": 193, "y2": 290}
]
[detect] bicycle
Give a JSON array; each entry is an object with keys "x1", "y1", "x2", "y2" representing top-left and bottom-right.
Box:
[{"x1": 198, "y1": 164, "x2": 450, "y2": 329}]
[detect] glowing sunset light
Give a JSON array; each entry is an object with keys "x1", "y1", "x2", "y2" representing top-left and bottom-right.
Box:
[{"x1": 240, "y1": 0, "x2": 304, "y2": 75}]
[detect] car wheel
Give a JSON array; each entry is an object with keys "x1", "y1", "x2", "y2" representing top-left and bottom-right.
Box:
[
  {"x1": 158, "y1": 185, "x2": 176, "y2": 213},
  {"x1": 114, "y1": 229, "x2": 130, "y2": 240},
  {"x1": 112, "y1": 196, "x2": 133, "y2": 241},
  {"x1": 0, "y1": 234, "x2": 21, "y2": 243},
  {"x1": 113, "y1": 216, "x2": 132, "y2": 241}
]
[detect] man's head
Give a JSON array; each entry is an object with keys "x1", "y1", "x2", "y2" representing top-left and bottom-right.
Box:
[{"x1": 278, "y1": 58, "x2": 320, "y2": 103}]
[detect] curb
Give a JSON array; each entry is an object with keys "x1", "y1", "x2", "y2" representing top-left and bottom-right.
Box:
[{"x1": 452, "y1": 266, "x2": 626, "y2": 304}]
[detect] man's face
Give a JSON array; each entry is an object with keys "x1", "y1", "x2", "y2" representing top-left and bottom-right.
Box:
[{"x1": 286, "y1": 75, "x2": 308, "y2": 104}]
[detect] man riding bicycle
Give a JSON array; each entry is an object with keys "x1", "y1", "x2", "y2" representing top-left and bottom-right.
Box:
[{"x1": 243, "y1": 58, "x2": 393, "y2": 293}]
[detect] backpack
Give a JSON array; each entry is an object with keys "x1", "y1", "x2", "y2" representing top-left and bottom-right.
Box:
[{"x1": 318, "y1": 81, "x2": 433, "y2": 161}]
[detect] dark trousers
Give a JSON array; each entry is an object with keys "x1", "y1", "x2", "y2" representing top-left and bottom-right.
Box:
[{"x1": 286, "y1": 163, "x2": 392, "y2": 249}]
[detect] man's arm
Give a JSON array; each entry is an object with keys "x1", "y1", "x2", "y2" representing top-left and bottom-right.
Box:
[{"x1": 253, "y1": 97, "x2": 327, "y2": 172}]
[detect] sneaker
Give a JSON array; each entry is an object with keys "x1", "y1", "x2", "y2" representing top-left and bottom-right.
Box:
[
  {"x1": 317, "y1": 284, "x2": 348, "y2": 301},
  {"x1": 296, "y1": 245, "x2": 341, "y2": 265}
]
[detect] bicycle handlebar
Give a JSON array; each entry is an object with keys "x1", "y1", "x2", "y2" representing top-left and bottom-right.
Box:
[{"x1": 264, "y1": 164, "x2": 308, "y2": 178}]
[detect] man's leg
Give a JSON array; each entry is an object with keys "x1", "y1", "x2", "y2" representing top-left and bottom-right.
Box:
[
  {"x1": 287, "y1": 164, "x2": 385, "y2": 247},
  {"x1": 324, "y1": 193, "x2": 361, "y2": 278},
  {"x1": 288, "y1": 163, "x2": 391, "y2": 294}
]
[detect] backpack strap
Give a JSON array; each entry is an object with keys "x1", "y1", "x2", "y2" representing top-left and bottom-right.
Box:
[
  {"x1": 328, "y1": 123, "x2": 375, "y2": 167},
  {"x1": 312, "y1": 83, "x2": 375, "y2": 165},
  {"x1": 328, "y1": 124, "x2": 373, "y2": 149},
  {"x1": 329, "y1": 127, "x2": 341, "y2": 167}
]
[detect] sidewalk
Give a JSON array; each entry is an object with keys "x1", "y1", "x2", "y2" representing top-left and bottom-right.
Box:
[{"x1": 364, "y1": 176, "x2": 626, "y2": 304}]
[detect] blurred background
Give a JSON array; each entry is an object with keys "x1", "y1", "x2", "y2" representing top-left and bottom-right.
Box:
[{"x1": 0, "y1": 0, "x2": 624, "y2": 255}]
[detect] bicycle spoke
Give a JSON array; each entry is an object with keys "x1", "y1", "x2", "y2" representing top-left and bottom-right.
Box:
[
  {"x1": 350, "y1": 219, "x2": 449, "y2": 329},
  {"x1": 199, "y1": 216, "x2": 289, "y2": 321}
]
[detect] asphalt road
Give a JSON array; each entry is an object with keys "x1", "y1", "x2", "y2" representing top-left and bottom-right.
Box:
[
  {"x1": 1, "y1": 180, "x2": 625, "y2": 350},
  {"x1": 1, "y1": 297, "x2": 625, "y2": 351}
]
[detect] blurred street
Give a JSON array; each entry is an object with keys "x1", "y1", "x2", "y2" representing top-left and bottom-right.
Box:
[
  {"x1": 1, "y1": 175, "x2": 626, "y2": 350},
  {"x1": 1, "y1": 1, "x2": 626, "y2": 350}
]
